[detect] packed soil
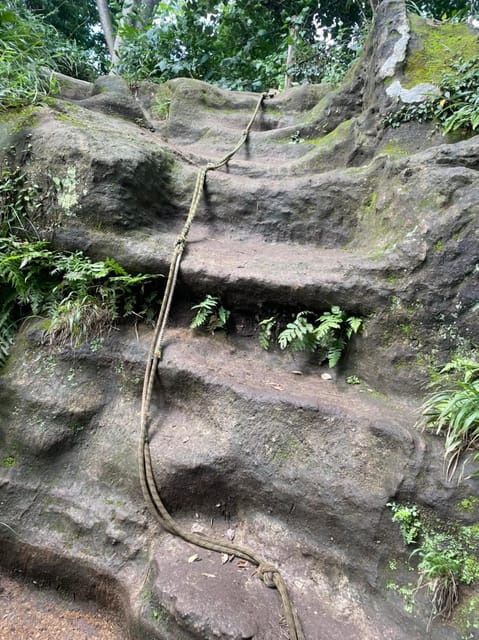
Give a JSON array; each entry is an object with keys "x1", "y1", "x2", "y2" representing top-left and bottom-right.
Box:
[{"x1": 0, "y1": 572, "x2": 124, "y2": 640}]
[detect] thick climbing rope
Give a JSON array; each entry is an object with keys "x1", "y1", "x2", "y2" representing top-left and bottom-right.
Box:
[{"x1": 139, "y1": 92, "x2": 305, "y2": 640}]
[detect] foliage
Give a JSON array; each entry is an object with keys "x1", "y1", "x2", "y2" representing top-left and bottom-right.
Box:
[
  {"x1": 0, "y1": 1, "x2": 59, "y2": 109},
  {"x1": 53, "y1": 40, "x2": 101, "y2": 82},
  {"x1": 389, "y1": 502, "x2": 423, "y2": 545},
  {"x1": 259, "y1": 306, "x2": 362, "y2": 368},
  {"x1": 25, "y1": 0, "x2": 101, "y2": 51},
  {"x1": 405, "y1": 0, "x2": 479, "y2": 21},
  {"x1": 190, "y1": 294, "x2": 230, "y2": 333},
  {"x1": 0, "y1": 0, "x2": 100, "y2": 109},
  {"x1": 0, "y1": 237, "x2": 157, "y2": 349},
  {"x1": 25, "y1": 0, "x2": 106, "y2": 78},
  {"x1": 419, "y1": 357, "x2": 479, "y2": 482},
  {"x1": 0, "y1": 158, "x2": 159, "y2": 365},
  {"x1": 114, "y1": 0, "x2": 368, "y2": 90},
  {"x1": 388, "y1": 502, "x2": 479, "y2": 622},
  {"x1": 286, "y1": 21, "x2": 367, "y2": 87},
  {"x1": 384, "y1": 56, "x2": 479, "y2": 134},
  {"x1": 258, "y1": 316, "x2": 277, "y2": 351}
]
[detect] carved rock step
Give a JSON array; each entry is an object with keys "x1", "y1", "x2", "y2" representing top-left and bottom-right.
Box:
[
  {"x1": 55, "y1": 224, "x2": 391, "y2": 314},
  {"x1": 145, "y1": 327, "x2": 420, "y2": 566}
]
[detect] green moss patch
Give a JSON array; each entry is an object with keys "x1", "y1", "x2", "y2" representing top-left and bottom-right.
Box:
[
  {"x1": 403, "y1": 15, "x2": 479, "y2": 89},
  {"x1": 380, "y1": 140, "x2": 410, "y2": 157},
  {"x1": 0, "y1": 104, "x2": 40, "y2": 134},
  {"x1": 305, "y1": 118, "x2": 353, "y2": 148},
  {"x1": 452, "y1": 594, "x2": 479, "y2": 638}
]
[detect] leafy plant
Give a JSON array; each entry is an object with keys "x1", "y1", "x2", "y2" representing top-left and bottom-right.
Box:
[
  {"x1": 0, "y1": 0, "x2": 100, "y2": 110},
  {"x1": 0, "y1": 160, "x2": 160, "y2": 363},
  {"x1": 190, "y1": 295, "x2": 230, "y2": 334},
  {"x1": 274, "y1": 306, "x2": 362, "y2": 367},
  {"x1": 0, "y1": 159, "x2": 41, "y2": 239},
  {"x1": 388, "y1": 502, "x2": 479, "y2": 622},
  {"x1": 258, "y1": 316, "x2": 278, "y2": 350},
  {"x1": 286, "y1": 20, "x2": 367, "y2": 87},
  {"x1": 385, "y1": 56, "x2": 479, "y2": 134},
  {"x1": 388, "y1": 502, "x2": 423, "y2": 545},
  {"x1": 419, "y1": 357, "x2": 479, "y2": 482},
  {"x1": 114, "y1": 0, "x2": 368, "y2": 90},
  {"x1": 278, "y1": 311, "x2": 318, "y2": 352},
  {"x1": 0, "y1": 237, "x2": 158, "y2": 351},
  {"x1": 0, "y1": 1, "x2": 59, "y2": 109}
]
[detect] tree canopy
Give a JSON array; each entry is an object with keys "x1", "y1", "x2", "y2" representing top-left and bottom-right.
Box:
[
  {"x1": 95, "y1": 0, "x2": 372, "y2": 90},
  {"x1": 1, "y1": 0, "x2": 477, "y2": 98}
]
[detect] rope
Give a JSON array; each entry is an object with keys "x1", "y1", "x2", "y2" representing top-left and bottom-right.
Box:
[{"x1": 139, "y1": 92, "x2": 305, "y2": 640}]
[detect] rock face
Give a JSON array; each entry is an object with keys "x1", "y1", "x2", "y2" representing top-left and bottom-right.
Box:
[{"x1": 0, "y1": 1, "x2": 478, "y2": 639}]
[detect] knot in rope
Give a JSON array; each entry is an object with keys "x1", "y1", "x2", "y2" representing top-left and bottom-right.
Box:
[{"x1": 257, "y1": 562, "x2": 280, "y2": 588}]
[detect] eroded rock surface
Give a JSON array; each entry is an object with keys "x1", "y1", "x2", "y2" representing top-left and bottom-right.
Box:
[{"x1": 1, "y1": 1, "x2": 478, "y2": 639}]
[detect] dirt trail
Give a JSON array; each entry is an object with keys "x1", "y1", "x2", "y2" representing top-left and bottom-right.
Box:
[{"x1": 0, "y1": 573, "x2": 124, "y2": 640}]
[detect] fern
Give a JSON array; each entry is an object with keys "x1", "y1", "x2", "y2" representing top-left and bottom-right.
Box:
[
  {"x1": 314, "y1": 306, "x2": 343, "y2": 339},
  {"x1": 268, "y1": 306, "x2": 362, "y2": 367},
  {"x1": 0, "y1": 159, "x2": 159, "y2": 358},
  {"x1": 0, "y1": 237, "x2": 158, "y2": 354},
  {"x1": 278, "y1": 311, "x2": 317, "y2": 352},
  {"x1": 258, "y1": 316, "x2": 277, "y2": 350},
  {"x1": 326, "y1": 340, "x2": 345, "y2": 368},
  {"x1": 190, "y1": 294, "x2": 219, "y2": 329},
  {"x1": 0, "y1": 302, "x2": 16, "y2": 368},
  {"x1": 190, "y1": 295, "x2": 230, "y2": 333},
  {"x1": 346, "y1": 315, "x2": 363, "y2": 336}
]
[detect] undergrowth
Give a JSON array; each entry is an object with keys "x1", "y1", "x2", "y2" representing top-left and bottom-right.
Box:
[
  {"x1": 385, "y1": 56, "x2": 479, "y2": 134},
  {"x1": 190, "y1": 295, "x2": 230, "y2": 333},
  {"x1": 388, "y1": 502, "x2": 479, "y2": 625},
  {"x1": 0, "y1": 0, "x2": 98, "y2": 110},
  {"x1": 418, "y1": 356, "x2": 479, "y2": 482},
  {"x1": 259, "y1": 306, "x2": 362, "y2": 367},
  {"x1": 0, "y1": 156, "x2": 159, "y2": 367}
]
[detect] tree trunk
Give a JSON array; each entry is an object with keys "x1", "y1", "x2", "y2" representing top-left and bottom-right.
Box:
[
  {"x1": 284, "y1": 20, "x2": 298, "y2": 90},
  {"x1": 96, "y1": 0, "x2": 116, "y2": 62},
  {"x1": 96, "y1": 0, "x2": 161, "y2": 71}
]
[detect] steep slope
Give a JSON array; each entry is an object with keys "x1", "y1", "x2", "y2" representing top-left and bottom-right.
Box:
[{"x1": 0, "y1": 1, "x2": 478, "y2": 638}]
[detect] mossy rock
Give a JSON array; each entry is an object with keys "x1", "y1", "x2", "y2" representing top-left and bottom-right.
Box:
[{"x1": 403, "y1": 14, "x2": 479, "y2": 89}]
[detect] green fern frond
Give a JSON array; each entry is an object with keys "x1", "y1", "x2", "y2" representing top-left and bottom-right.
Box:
[
  {"x1": 327, "y1": 340, "x2": 345, "y2": 368},
  {"x1": 0, "y1": 304, "x2": 17, "y2": 369},
  {"x1": 278, "y1": 313, "x2": 316, "y2": 351},
  {"x1": 190, "y1": 295, "x2": 229, "y2": 332},
  {"x1": 217, "y1": 306, "x2": 230, "y2": 327},
  {"x1": 258, "y1": 316, "x2": 277, "y2": 350},
  {"x1": 190, "y1": 306, "x2": 211, "y2": 329},
  {"x1": 273, "y1": 306, "x2": 362, "y2": 365},
  {"x1": 346, "y1": 316, "x2": 363, "y2": 334}
]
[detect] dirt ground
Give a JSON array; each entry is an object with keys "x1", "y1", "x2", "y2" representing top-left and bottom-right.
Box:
[{"x1": 0, "y1": 573, "x2": 124, "y2": 640}]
